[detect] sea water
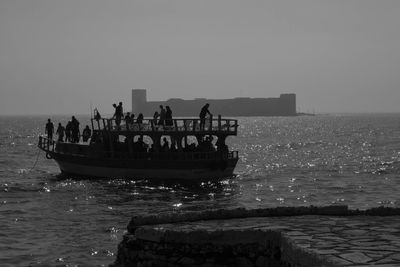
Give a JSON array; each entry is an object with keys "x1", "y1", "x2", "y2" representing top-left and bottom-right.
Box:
[{"x1": 1, "y1": 114, "x2": 400, "y2": 266}]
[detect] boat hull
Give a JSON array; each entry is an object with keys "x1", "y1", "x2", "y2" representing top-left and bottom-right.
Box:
[
  {"x1": 51, "y1": 152, "x2": 238, "y2": 180},
  {"x1": 56, "y1": 160, "x2": 236, "y2": 180}
]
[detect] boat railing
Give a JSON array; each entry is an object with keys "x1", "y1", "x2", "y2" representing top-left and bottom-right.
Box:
[
  {"x1": 40, "y1": 138, "x2": 238, "y2": 160},
  {"x1": 91, "y1": 116, "x2": 238, "y2": 134},
  {"x1": 38, "y1": 136, "x2": 56, "y2": 153},
  {"x1": 107, "y1": 150, "x2": 239, "y2": 160}
]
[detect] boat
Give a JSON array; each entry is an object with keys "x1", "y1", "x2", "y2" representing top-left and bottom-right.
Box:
[{"x1": 38, "y1": 115, "x2": 239, "y2": 179}]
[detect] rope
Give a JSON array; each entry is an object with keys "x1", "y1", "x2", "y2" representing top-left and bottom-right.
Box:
[{"x1": 27, "y1": 149, "x2": 42, "y2": 173}]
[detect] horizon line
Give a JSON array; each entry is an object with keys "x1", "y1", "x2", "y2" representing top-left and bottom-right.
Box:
[{"x1": 1, "y1": 111, "x2": 400, "y2": 117}]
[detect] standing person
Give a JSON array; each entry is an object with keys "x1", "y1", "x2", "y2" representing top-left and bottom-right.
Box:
[
  {"x1": 118, "y1": 102, "x2": 124, "y2": 116},
  {"x1": 94, "y1": 108, "x2": 101, "y2": 121},
  {"x1": 45, "y1": 119, "x2": 54, "y2": 140},
  {"x1": 65, "y1": 121, "x2": 72, "y2": 142},
  {"x1": 56, "y1": 123, "x2": 65, "y2": 142},
  {"x1": 93, "y1": 108, "x2": 101, "y2": 129},
  {"x1": 125, "y1": 112, "x2": 132, "y2": 124},
  {"x1": 153, "y1": 111, "x2": 159, "y2": 126},
  {"x1": 136, "y1": 113, "x2": 144, "y2": 124},
  {"x1": 158, "y1": 105, "x2": 166, "y2": 126},
  {"x1": 112, "y1": 103, "x2": 118, "y2": 125},
  {"x1": 82, "y1": 125, "x2": 91, "y2": 142},
  {"x1": 113, "y1": 102, "x2": 123, "y2": 128},
  {"x1": 125, "y1": 112, "x2": 132, "y2": 130},
  {"x1": 199, "y1": 103, "x2": 212, "y2": 130},
  {"x1": 165, "y1": 106, "x2": 173, "y2": 126},
  {"x1": 71, "y1": 116, "x2": 80, "y2": 143}
]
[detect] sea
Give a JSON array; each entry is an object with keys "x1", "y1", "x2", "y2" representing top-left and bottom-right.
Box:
[{"x1": 1, "y1": 114, "x2": 400, "y2": 267}]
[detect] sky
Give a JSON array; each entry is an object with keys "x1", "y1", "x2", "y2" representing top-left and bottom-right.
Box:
[{"x1": 1, "y1": 0, "x2": 400, "y2": 115}]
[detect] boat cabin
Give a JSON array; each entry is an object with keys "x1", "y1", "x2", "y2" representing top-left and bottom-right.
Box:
[{"x1": 39, "y1": 115, "x2": 239, "y2": 161}]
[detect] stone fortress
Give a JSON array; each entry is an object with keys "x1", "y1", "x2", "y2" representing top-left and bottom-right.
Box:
[{"x1": 131, "y1": 89, "x2": 296, "y2": 117}]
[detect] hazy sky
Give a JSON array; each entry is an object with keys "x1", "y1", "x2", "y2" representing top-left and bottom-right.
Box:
[{"x1": 1, "y1": 0, "x2": 400, "y2": 115}]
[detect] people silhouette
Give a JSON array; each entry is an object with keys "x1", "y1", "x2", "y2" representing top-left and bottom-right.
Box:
[
  {"x1": 71, "y1": 116, "x2": 80, "y2": 143},
  {"x1": 153, "y1": 111, "x2": 159, "y2": 126},
  {"x1": 199, "y1": 103, "x2": 212, "y2": 130},
  {"x1": 56, "y1": 123, "x2": 65, "y2": 142},
  {"x1": 82, "y1": 125, "x2": 91, "y2": 142},
  {"x1": 158, "y1": 105, "x2": 166, "y2": 126},
  {"x1": 165, "y1": 106, "x2": 173, "y2": 126},
  {"x1": 94, "y1": 108, "x2": 101, "y2": 121},
  {"x1": 45, "y1": 119, "x2": 54, "y2": 140},
  {"x1": 65, "y1": 121, "x2": 72, "y2": 142},
  {"x1": 113, "y1": 102, "x2": 123, "y2": 129}
]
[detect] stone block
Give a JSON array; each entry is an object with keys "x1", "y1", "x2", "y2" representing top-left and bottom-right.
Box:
[
  {"x1": 115, "y1": 207, "x2": 400, "y2": 267},
  {"x1": 135, "y1": 227, "x2": 165, "y2": 243},
  {"x1": 317, "y1": 205, "x2": 349, "y2": 215},
  {"x1": 365, "y1": 207, "x2": 400, "y2": 216},
  {"x1": 326, "y1": 255, "x2": 353, "y2": 266},
  {"x1": 342, "y1": 229, "x2": 368, "y2": 236},
  {"x1": 309, "y1": 249, "x2": 339, "y2": 255},
  {"x1": 340, "y1": 252, "x2": 372, "y2": 264}
]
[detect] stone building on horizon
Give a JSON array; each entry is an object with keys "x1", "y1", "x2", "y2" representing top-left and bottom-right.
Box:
[{"x1": 131, "y1": 89, "x2": 296, "y2": 117}]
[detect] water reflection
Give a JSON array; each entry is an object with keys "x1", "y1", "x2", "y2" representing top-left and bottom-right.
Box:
[{"x1": 52, "y1": 175, "x2": 240, "y2": 215}]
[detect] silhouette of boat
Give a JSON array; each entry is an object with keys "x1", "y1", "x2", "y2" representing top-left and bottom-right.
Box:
[{"x1": 38, "y1": 116, "x2": 239, "y2": 179}]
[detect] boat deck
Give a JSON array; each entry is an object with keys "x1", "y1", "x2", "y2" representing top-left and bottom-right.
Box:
[{"x1": 91, "y1": 117, "x2": 238, "y2": 136}]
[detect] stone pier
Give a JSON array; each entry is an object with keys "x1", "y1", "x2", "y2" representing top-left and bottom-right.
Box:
[{"x1": 111, "y1": 206, "x2": 400, "y2": 267}]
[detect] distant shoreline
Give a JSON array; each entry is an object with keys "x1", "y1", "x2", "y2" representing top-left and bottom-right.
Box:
[{"x1": 1, "y1": 112, "x2": 400, "y2": 117}]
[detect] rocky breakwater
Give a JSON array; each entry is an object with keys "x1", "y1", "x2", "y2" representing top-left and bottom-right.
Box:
[{"x1": 111, "y1": 206, "x2": 400, "y2": 267}]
